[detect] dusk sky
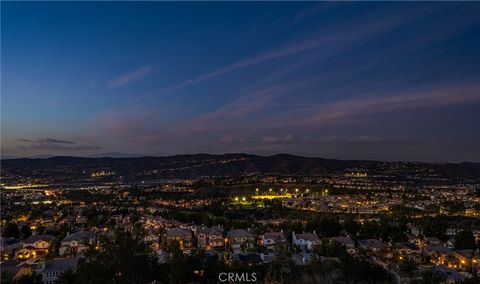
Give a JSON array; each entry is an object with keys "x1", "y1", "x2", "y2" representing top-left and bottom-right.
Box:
[{"x1": 2, "y1": 2, "x2": 480, "y2": 162}]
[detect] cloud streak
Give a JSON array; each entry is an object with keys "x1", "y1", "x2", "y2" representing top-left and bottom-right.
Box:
[
  {"x1": 108, "y1": 65, "x2": 152, "y2": 88},
  {"x1": 37, "y1": 137, "x2": 76, "y2": 144},
  {"x1": 292, "y1": 83, "x2": 480, "y2": 127},
  {"x1": 16, "y1": 137, "x2": 101, "y2": 151},
  {"x1": 136, "y1": 5, "x2": 435, "y2": 101}
]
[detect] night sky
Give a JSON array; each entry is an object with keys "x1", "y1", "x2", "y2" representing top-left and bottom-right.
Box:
[{"x1": 2, "y1": 2, "x2": 480, "y2": 162}]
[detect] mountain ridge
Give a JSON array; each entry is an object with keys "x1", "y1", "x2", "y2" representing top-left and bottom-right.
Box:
[{"x1": 2, "y1": 153, "x2": 480, "y2": 181}]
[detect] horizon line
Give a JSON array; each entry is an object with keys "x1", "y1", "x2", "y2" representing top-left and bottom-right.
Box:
[{"x1": 1, "y1": 152, "x2": 478, "y2": 164}]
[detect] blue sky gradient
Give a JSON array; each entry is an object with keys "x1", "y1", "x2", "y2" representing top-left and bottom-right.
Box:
[{"x1": 2, "y1": 2, "x2": 480, "y2": 161}]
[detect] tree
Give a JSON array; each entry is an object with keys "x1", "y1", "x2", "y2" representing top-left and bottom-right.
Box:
[
  {"x1": 2, "y1": 223, "x2": 20, "y2": 239},
  {"x1": 440, "y1": 201, "x2": 464, "y2": 214},
  {"x1": 306, "y1": 216, "x2": 341, "y2": 237},
  {"x1": 454, "y1": 230, "x2": 476, "y2": 250},
  {"x1": 201, "y1": 254, "x2": 228, "y2": 282},
  {"x1": 343, "y1": 216, "x2": 360, "y2": 237},
  {"x1": 73, "y1": 229, "x2": 164, "y2": 284},
  {"x1": 313, "y1": 240, "x2": 347, "y2": 258},
  {"x1": 399, "y1": 259, "x2": 418, "y2": 276},
  {"x1": 13, "y1": 272, "x2": 42, "y2": 284},
  {"x1": 20, "y1": 225, "x2": 32, "y2": 239},
  {"x1": 341, "y1": 255, "x2": 394, "y2": 283},
  {"x1": 167, "y1": 240, "x2": 198, "y2": 283},
  {"x1": 56, "y1": 270, "x2": 76, "y2": 284},
  {"x1": 422, "y1": 217, "x2": 448, "y2": 240},
  {"x1": 417, "y1": 269, "x2": 447, "y2": 284}
]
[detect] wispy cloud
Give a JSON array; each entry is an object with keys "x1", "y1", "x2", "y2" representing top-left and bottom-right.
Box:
[
  {"x1": 137, "y1": 6, "x2": 431, "y2": 100},
  {"x1": 30, "y1": 143, "x2": 101, "y2": 151},
  {"x1": 292, "y1": 83, "x2": 480, "y2": 127},
  {"x1": 108, "y1": 65, "x2": 152, "y2": 88},
  {"x1": 290, "y1": 2, "x2": 337, "y2": 25},
  {"x1": 16, "y1": 137, "x2": 101, "y2": 151},
  {"x1": 37, "y1": 137, "x2": 75, "y2": 144},
  {"x1": 262, "y1": 134, "x2": 294, "y2": 143},
  {"x1": 159, "y1": 40, "x2": 331, "y2": 94},
  {"x1": 15, "y1": 138, "x2": 33, "y2": 143}
]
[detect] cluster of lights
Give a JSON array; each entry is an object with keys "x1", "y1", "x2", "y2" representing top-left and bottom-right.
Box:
[
  {"x1": 233, "y1": 197, "x2": 247, "y2": 202},
  {"x1": 235, "y1": 187, "x2": 316, "y2": 203},
  {"x1": 254, "y1": 187, "x2": 311, "y2": 194}
]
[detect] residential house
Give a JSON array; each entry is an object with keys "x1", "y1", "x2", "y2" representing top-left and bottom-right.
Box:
[
  {"x1": 261, "y1": 232, "x2": 286, "y2": 252},
  {"x1": 59, "y1": 231, "x2": 96, "y2": 256},
  {"x1": 144, "y1": 230, "x2": 160, "y2": 251},
  {"x1": 407, "y1": 223, "x2": 423, "y2": 236},
  {"x1": 196, "y1": 226, "x2": 224, "y2": 251},
  {"x1": 424, "y1": 246, "x2": 453, "y2": 266},
  {"x1": 165, "y1": 227, "x2": 193, "y2": 252},
  {"x1": 39, "y1": 257, "x2": 80, "y2": 284},
  {"x1": 292, "y1": 232, "x2": 319, "y2": 251},
  {"x1": 357, "y1": 239, "x2": 386, "y2": 257},
  {"x1": 227, "y1": 229, "x2": 254, "y2": 254},
  {"x1": 330, "y1": 236, "x2": 356, "y2": 255},
  {"x1": 453, "y1": 250, "x2": 479, "y2": 271},
  {"x1": 430, "y1": 266, "x2": 466, "y2": 284},
  {"x1": 446, "y1": 228, "x2": 457, "y2": 237},
  {"x1": 424, "y1": 237, "x2": 442, "y2": 246},
  {"x1": 0, "y1": 260, "x2": 32, "y2": 281},
  {"x1": 0, "y1": 237, "x2": 22, "y2": 255},
  {"x1": 16, "y1": 235, "x2": 53, "y2": 259},
  {"x1": 394, "y1": 242, "x2": 420, "y2": 261}
]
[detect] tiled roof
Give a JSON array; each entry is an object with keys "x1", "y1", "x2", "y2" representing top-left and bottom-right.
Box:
[
  {"x1": 166, "y1": 227, "x2": 191, "y2": 238},
  {"x1": 227, "y1": 229, "x2": 253, "y2": 238},
  {"x1": 358, "y1": 239, "x2": 385, "y2": 249},
  {"x1": 263, "y1": 232, "x2": 286, "y2": 242},
  {"x1": 44, "y1": 257, "x2": 80, "y2": 272},
  {"x1": 62, "y1": 231, "x2": 96, "y2": 242},
  {"x1": 23, "y1": 235, "x2": 54, "y2": 243},
  {"x1": 295, "y1": 233, "x2": 319, "y2": 242}
]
